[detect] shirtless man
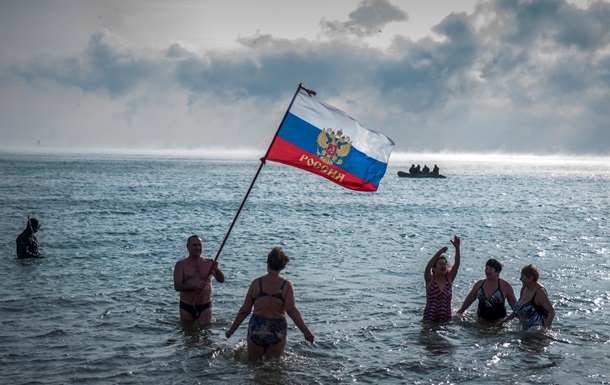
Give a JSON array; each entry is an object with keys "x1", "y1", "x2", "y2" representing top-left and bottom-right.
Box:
[{"x1": 174, "y1": 235, "x2": 225, "y2": 326}]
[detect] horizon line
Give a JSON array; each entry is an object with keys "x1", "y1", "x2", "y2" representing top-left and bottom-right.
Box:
[{"x1": 1, "y1": 145, "x2": 610, "y2": 164}]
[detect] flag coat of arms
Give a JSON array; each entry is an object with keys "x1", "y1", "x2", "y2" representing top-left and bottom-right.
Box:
[{"x1": 266, "y1": 88, "x2": 395, "y2": 192}]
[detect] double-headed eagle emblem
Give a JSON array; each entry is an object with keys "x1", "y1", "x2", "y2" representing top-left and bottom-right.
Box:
[{"x1": 316, "y1": 128, "x2": 352, "y2": 165}]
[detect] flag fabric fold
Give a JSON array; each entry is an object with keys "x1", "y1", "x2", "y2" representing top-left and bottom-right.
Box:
[{"x1": 266, "y1": 88, "x2": 395, "y2": 192}]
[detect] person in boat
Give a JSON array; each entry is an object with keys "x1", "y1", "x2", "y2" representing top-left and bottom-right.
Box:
[
  {"x1": 414, "y1": 164, "x2": 421, "y2": 174},
  {"x1": 432, "y1": 165, "x2": 439, "y2": 176},
  {"x1": 422, "y1": 165, "x2": 430, "y2": 174},
  {"x1": 409, "y1": 164, "x2": 416, "y2": 174},
  {"x1": 496, "y1": 264, "x2": 555, "y2": 331},
  {"x1": 174, "y1": 234, "x2": 225, "y2": 326},
  {"x1": 226, "y1": 247, "x2": 314, "y2": 361},
  {"x1": 423, "y1": 235, "x2": 461, "y2": 323},
  {"x1": 16, "y1": 217, "x2": 43, "y2": 258},
  {"x1": 457, "y1": 258, "x2": 517, "y2": 323}
]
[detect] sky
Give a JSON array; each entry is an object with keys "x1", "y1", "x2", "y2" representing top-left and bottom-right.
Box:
[{"x1": 1, "y1": 0, "x2": 609, "y2": 157}]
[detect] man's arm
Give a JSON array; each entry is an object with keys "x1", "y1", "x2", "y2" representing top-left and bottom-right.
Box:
[{"x1": 211, "y1": 261, "x2": 225, "y2": 283}]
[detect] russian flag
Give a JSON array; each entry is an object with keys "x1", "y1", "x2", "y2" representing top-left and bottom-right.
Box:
[{"x1": 266, "y1": 87, "x2": 394, "y2": 192}]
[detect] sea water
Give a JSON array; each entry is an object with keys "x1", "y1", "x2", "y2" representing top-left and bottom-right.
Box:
[{"x1": 0, "y1": 152, "x2": 608, "y2": 385}]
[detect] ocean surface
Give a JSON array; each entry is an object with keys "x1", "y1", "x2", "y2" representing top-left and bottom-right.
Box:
[{"x1": 0, "y1": 151, "x2": 609, "y2": 385}]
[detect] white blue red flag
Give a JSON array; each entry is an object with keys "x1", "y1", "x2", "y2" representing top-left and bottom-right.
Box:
[{"x1": 266, "y1": 88, "x2": 395, "y2": 192}]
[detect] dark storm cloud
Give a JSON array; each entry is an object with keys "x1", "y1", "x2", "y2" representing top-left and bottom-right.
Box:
[
  {"x1": 492, "y1": 0, "x2": 610, "y2": 50},
  {"x1": 171, "y1": 33, "x2": 382, "y2": 100},
  {"x1": 479, "y1": 1, "x2": 610, "y2": 106},
  {"x1": 374, "y1": 12, "x2": 479, "y2": 113}
]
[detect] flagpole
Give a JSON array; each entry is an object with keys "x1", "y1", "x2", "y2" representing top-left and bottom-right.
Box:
[
  {"x1": 191, "y1": 84, "x2": 313, "y2": 308},
  {"x1": 210, "y1": 83, "x2": 310, "y2": 264}
]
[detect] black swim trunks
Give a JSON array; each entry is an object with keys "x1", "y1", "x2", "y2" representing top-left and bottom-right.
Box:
[{"x1": 179, "y1": 300, "x2": 212, "y2": 320}]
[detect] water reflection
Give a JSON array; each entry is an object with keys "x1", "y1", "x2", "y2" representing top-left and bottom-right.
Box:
[
  {"x1": 518, "y1": 331, "x2": 552, "y2": 353},
  {"x1": 418, "y1": 324, "x2": 456, "y2": 355}
]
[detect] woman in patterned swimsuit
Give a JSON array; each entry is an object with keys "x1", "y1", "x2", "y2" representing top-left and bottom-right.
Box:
[
  {"x1": 423, "y1": 235, "x2": 461, "y2": 323},
  {"x1": 225, "y1": 247, "x2": 314, "y2": 361},
  {"x1": 457, "y1": 258, "x2": 517, "y2": 322},
  {"x1": 496, "y1": 264, "x2": 555, "y2": 331}
]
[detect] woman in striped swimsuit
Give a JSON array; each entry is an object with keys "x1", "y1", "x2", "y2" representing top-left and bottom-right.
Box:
[{"x1": 423, "y1": 235, "x2": 461, "y2": 323}]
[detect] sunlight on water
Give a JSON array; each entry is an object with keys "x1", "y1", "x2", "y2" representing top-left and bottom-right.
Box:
[
  {"x1": 0, "y1": 152, "x2": 608, "y2": 384},
  {"x1": 390, "y1": 151, "x2": 610, "y2": 165}
]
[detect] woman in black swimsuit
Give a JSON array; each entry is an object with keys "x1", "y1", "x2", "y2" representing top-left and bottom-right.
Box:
[
  {"x1": 225, "y1": 247, "x2": 314, "y2": 361},
  {"x1": 457, "y1": 258, "x2": 517, "y2": 323}
]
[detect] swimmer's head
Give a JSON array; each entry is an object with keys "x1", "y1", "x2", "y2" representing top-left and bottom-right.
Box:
[
  {"x1": 267, "y1": 247, "x2": 290, "y2": 271},
  {"x1": 28, "y1": 218, "x2": 40, "y2": 232},
  {"x1": 485, "y1": 258, "x2": 503, "y2": 273}
]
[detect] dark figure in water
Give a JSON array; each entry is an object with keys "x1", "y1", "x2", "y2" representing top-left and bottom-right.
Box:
[
  {"x1": 433, "y1": 165, "x2": 440, "y2": 176},
  {"x1": 16, "y1": 217, "x2": 43, "y2": 258},
  {"x1": 422, "y1": 165, "x2": 430, "y2": 174}
]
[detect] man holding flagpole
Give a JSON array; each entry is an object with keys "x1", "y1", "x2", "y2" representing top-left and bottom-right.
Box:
[{"x1": 174, "y1": 234, "x2": 225, "y2": 326}]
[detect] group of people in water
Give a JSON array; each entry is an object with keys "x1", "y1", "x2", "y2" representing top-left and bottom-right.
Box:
[
  {"x1": 424, "y1": 236, "x2": 555, "y2": 330},
  {"x1": 173, "y1": 234, "x2": 313, "y2": 362},
  {"x1": 18, "y1": 220, "x2": 555, "y2": 362},
  {"x1": 409, "y1": 164, "x2": 440, "y2": 175},
  {"x1": 172, "y1": 234, "x2": 555, "y2": 361}
]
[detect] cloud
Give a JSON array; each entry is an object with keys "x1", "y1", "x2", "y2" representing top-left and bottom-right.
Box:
[
  {"x1": 11, "y1": 29, "x2": 168, "y2": 97},
  {"x1": 3, "y1": 0, "x2": 610, "y2": 155},
  {"x1": 320, "y1": 0, "x2": 408, "y2": 37}
]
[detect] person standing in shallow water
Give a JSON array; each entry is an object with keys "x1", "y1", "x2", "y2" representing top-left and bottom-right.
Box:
[
  {"x1": 457, "y1": 258, "x2": 517, "y2": 323},
  {"x1": 16, "y1": 217, "x2": 42, "y2": 258},
  {"x1": 423, "y1": 235, "x2": 461, "y2": 323},
  {"x1": 225, "y1": 247, "x2": 314, "y2": 362},
  {"x1": 173, "y1": 235, "x2": 225, "y2": 327},
  {"x1": 496, "y1": 263, "x2": 555, "y2": 331}
]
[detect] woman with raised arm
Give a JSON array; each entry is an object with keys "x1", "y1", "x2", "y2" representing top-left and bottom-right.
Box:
[{"x1": 423, "y1": 235, "x2": 461, "y2": 323}]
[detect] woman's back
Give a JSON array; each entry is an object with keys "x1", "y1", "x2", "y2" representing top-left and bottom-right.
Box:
[{"x1": 252, "y1": 275, "x2": 288, "y2": 318}]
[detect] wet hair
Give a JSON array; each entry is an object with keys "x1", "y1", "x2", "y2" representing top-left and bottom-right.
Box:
[
  {"x1": 267, "y1": 247, "x2": 290, "y2": 271},
  {"x1": 28, "y1": 218, "x2": 40, "y2": 232},
  {"x1": 434, "y1": 255, "x2": 451, "y2": 268},
  {"x1": 186, "y1": 234, "x2": 201, "y2": 245},
  {"x1": 486, "y1": 258, "x2": 503, "y2": 273},
  {"x1": 521, "y1": 264, "x2": 540, "y2": 282}
]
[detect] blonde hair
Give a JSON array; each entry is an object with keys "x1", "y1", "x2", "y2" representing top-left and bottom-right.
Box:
[{"x1": 521, "y1": 264, "x2": 540, "y2": 282}]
